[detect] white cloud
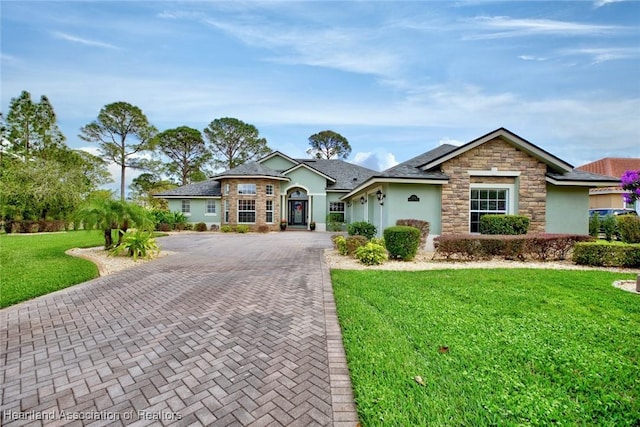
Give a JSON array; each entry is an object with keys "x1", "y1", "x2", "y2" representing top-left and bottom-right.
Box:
[
  {"x1": 200, "y1": 18, "x2": 401, "y2": 77},
  {"x1": 593, "y1": 0, "x2": 627, "y2": 8},
  {"x1": 352, "y1": 151, "x2": 398, "y2": 171},
  {"x1": 518, "y1": 55, "x2": 548, "y2": 61},
  {"x1": 560, "y1": 47, "x2": 640, "y2": 63},
  {"x1": 52, "y1": 31, "x2": 120, "y2": 50},
  {"x1": 463, "y1": 16, "x2": 623, "y2": 40}
]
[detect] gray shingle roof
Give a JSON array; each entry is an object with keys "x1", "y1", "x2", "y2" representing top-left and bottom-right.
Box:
[
  {"x1": 546, "y1": 169, "x2": 621, "y2": 183},
  {"x1": 296, "y1": 158, "x2": 377, "y2": 191},
  {"x1": 213, "y1": 162, "x2": 288, "y2": 179},
  {"x1": 154, "y1": 180, "x2": 221, "y2": 197},
  {"x1": 374, "y1": 144, "x2": 456, "y2": 180}
]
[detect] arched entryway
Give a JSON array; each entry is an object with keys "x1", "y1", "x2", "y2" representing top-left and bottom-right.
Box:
[{"x1": 286, "y1": 188, "x2": 309, "y2": 227}]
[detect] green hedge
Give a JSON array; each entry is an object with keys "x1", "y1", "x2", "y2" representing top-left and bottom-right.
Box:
[
  {"x1": 355, "y1": 242, "x2": 388, "y2": 266},
  {"x1": 435, "y1": 234, "x2": 594, "y2": 261},
  {"x1": 384, "y1": 226, "x2": 421, "y2": 261},
  {"x1": 396, "y1": 219, "x2": 430, "y2": 249},
  {"x1": 345, "y1": 235, "x2": 368, "y2": 256},
  {"x1": 617, "y1": 215, "x2": 640, "y2": 243},
  {"x1": 572, "y1": 242, "x2": 640, "y2": 268},
  {"x1": 479, "y1": 215, "x2": 529, "y2": 235},
  {"x1": 347, "y1": 221, "x2": 377, "y2": 240}
]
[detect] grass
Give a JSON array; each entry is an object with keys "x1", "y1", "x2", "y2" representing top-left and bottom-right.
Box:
[
  {"x1": 0, "y1": 231, "x2": 106, "y2": 308},
  {"x1": 332, "y1": 269, "x2": 640, "y2": 426}
]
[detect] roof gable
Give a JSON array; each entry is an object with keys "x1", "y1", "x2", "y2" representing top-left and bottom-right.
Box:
[
  {"x1": 258, "y1": 151, "x2": 299, "y2": 170},
  {"x1": 419, "y1": 128, "x2": 574, "y2": 173},
  {"x1": 212, "y1": 161, "x2": 289, "y2": 181}
]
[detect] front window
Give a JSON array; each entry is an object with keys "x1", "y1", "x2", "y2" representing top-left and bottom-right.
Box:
[
  {"x1": 238, "y1": 200, "x2": 256, "y2": 223},
  {"x1": 206, "y1": 199, "x2": 216, "y2": 214},
  {"x1": 470, "y1": 189, "x2": 508, "y2": 233},
  {"x1": 238, "y1": 183, "x2": 256, "y2": 195},
  {"x1": 329, "y1": 202, "x2": 345, "y2": 222},
  {"x1": 266, "y1": 184, "x2": 274, "y2": 196},
  {"x1": 224, "y1": 200, "x2": 229, "y2": 223},
  {"x1": 181, "y1": 199, "x2": 191, "y2": 215},
  {"x1": 266, "y1": 200, "x2": 274, "y2": 223}
]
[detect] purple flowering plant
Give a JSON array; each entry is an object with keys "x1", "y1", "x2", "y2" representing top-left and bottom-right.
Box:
[{"x1": 621, "y1": 170, "x2": 640, "y2": 204}]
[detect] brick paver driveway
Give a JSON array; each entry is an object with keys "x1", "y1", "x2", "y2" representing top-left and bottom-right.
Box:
[{"x1": 1, "y1": 232, "x2": 358, "y2": 426}]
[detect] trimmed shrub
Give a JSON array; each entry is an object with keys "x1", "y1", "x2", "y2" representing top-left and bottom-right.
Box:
[
  {"x1": 384, "y1": 226, "x2": 421, "y2": 261},
  {"x1": 220, "y1": 225, "x2": 234, "y2": 233},
  {"x1": 37, "y1": 220, "x2": 67, "y2": 232},
  {"x1": 346, "y1": 235, "x2": 368, "y2": 256},
  {"x1": 327, "y1": 213, "x2": 344, "y2": 232},
  {"x1": 527, "y1": 234, "x2": 594, "y2": 261},
  {"x1": 355, "y1": 242, "x2": 388, "y2": 266},
  {"x1": 573, "y1": 242, "x2": 640, "y2": 268},
  {"x1": 617, "y1": 215, "x2": 640, "y2": 243},
  {"x1": 157, "y1": 222, "x2": 171, "y2": 232},
  {"x1": 434, "y1": 234, "x2": 484, "y2": 260},
  {"x1": 435, "y1": 234, "x2": 594, "y2": 261},
  {"x1": 588, "y1": 214, "x2": 600, "y2": 238},
  {"x1": 370, "y1": 237, "x2": 385, "y2": 248},
  {"x1": 396, "y1": 219, "x2": 430, "y2": 248},
  {"x1": 236, "y1": 224, "x2": 249, "y2": 233},
  {"x1": 257, "y1": 225, "x2": 270, "y2": 233},
  {"x1": 479, "y1": 215, "x2": 529, "y2": 235},
  {"x1": 335, "y1": 235, "x2": 348, "y2": 256},
  {"x1": 195, "y1": 222, "x2": 207, "y2": 232},
  {"x1": 184, "y1": 223, "x2": 194, "y2": 231},
  {"x1": 602, "y1": 214, "x2": 617, "y2": 241},
  {"x1": 347, "y1": 221, "x2": 377, "y2": 240},
  {"x1": 210, "y1": 224, "x2": 220, "y2": 231}
]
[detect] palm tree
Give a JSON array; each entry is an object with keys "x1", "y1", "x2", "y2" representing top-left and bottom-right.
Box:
[{"x1": 75, "y1": 196, "x2": 153, "y2": 249}]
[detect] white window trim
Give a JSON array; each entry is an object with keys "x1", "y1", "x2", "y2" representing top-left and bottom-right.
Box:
[
  {"x1": 266, "y1": 184, "x2": 274, "y2": 196},
  {"x1": 469, "y1": 183, "x2": 515, "y2": 232},
  {"x1": 237, "y1": 199, "x2": 256, "y2": 224},
  {"x1": 266, "y1": 200, "x2": 274, "y2": 224},
  {"x1": 238, "y1": 183, "x2": 257, "y2": 195},
  {"x1": 205, "y1": 199, "x2": 217, "y2": 216},
  {"x1": 181, "y1": 199, "x2": 191, "y2": 217}
]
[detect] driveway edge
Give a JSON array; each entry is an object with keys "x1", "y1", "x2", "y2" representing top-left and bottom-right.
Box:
[{"x1": 320, "y1": 253, "x2": 360, "y2": 427}]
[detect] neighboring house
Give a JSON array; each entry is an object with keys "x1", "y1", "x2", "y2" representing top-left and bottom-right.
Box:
[
  {"x1": 576, "y1": 157, "x2": 640, "y2": 214},
  {"x1": 155, "y1": 128, "x2": 618, "y2": 247}
]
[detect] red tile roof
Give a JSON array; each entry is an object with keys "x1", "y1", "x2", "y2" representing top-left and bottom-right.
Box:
[{"x1": 576, "y1": 158, "x2": 640, "y2": 179}]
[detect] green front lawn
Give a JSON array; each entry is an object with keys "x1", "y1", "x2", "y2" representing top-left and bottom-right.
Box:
[
  {"x1": 332, "y1": 269, "x2": 640, "y2": 426},
  {"x1": 0, "y1": 231, "x2": 105, "y2": 308}
]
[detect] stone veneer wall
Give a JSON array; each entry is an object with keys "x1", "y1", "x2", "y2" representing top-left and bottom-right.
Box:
[
  {"x1": 220, "y1": 178, "x2": 282, "y2": 231},
  {"x1": 440, "y1": 138, "x2": 547, "y2": 234}
]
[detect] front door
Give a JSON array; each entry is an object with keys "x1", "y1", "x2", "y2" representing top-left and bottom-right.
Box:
[{"x1": 288, "y1": 200, "x2": 307, "y2": 226}]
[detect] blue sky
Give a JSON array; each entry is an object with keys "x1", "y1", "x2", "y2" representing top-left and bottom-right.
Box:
[{"x1": 2, "y1": 0, "x2": 639, "y2": 189}]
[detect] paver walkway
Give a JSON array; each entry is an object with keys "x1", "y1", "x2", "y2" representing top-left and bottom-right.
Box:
[{"x1": 0, "y1": 232, "x2": 359, "y2": 426}]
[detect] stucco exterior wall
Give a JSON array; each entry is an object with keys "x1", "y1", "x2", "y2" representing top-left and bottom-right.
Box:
[
  {"x1": 440, "y1": 138, "x2": 547, "y2": 233},
  {"x1": 546, "y1": 185, "x2": 589, "y2": 234},
  {"x1": 167, "y1": 199, "x2": 221, "y2": 228},
  {"x1": 386, "y1": 183, "x2": 442, "y2": 234},
  {"x1": 260, "y1": 155, "x2": 297, "y2": 171}
]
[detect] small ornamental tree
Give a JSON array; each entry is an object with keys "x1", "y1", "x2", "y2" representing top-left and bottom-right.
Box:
[{"x1": 621, "y1": 170, "x2": 640, "y2": 205}]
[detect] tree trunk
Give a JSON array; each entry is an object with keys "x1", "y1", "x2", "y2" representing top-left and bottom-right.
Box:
[{"x1": 104, "y1": 228, "x2": 113, "y2": 249}]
